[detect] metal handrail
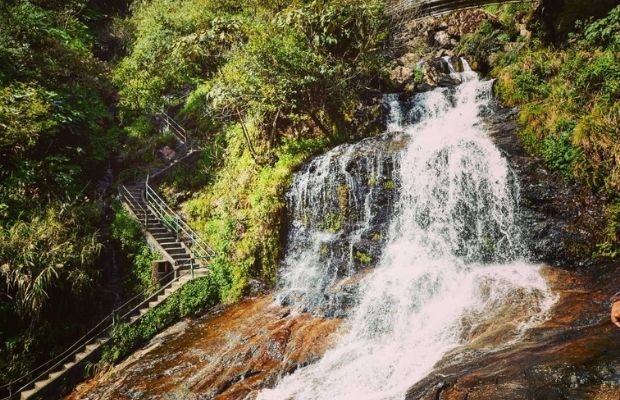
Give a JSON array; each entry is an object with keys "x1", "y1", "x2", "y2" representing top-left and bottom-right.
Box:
[
  {"x1": 120, "y1": 185, "x2": 147, "y2": 225},
  {"x1": 386, "y1": 0, "x2": 531, "y2": 19},
  {"x1": 144, "y1": 175, "x2": 215, "y2": 262},
  {"x1": 0, "y1": 270, "x2": 181, "y2": 399},
  {"x1": 159, "y1": 111, "x2": 188, "y2": 144}
]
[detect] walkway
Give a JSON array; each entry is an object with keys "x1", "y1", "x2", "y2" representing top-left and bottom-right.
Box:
[
  {"x1": 387, "y1": 0, "x2": 529, "y2": 18},
  {"x1": 0, "y1": 113, "x2": 212, "y2": 400}
]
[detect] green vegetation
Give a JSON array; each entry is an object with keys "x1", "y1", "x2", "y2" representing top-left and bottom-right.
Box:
[
  {"x1": 0, "y1": 0, "x2": 388, "y2": 382},
  {"x1": 0, "y1": 0, "x2": 121, "y2": 383},
  {"x1": 101, "y1": 276, "x2": 219, "y2": 364},
  {"x1": 113, "y1": 0, "x2": 387, "y2": 302},
  {"x1": 383, "y1": 179, "x2": 396, "y2": 190},
  {"x1": 100, "y1": 0, "x2": 389, "y2": 369},
  {"x1": 321, "y1": 212, "x2": 344, "y2": 233},
  {"x1": 355, "y1": 251, "x2": 372, "y2": 265},
  {"x1": 459, "y1": 4, "x2": 620, "y2": 256},
  {"x1": 110, "y1": 208, "x2": 160, "y2": 294},
  {"x1": 9, "y1": 0, "x2": 619, "y2": 388}
]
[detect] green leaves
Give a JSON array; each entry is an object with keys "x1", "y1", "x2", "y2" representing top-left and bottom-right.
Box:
[
  {"x1": 0, "y1": 203, "x2": 102, "y2": 318},
  {"x1": 584, "y1": 5, "x2": 620, "y2": 51},
  {"x1": 113, "y1": 0, "x2": 246, "y2": 113},
  {"x1": 0, "y1": 83, "x2": 55, "y2": 151}
]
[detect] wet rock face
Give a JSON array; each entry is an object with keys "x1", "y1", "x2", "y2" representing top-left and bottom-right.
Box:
[
  {"x1": 484, "y1": 105, "x2": 607, "y2": 268},
  {"x1": 67, "y1": 296, "x2": 342, "y2": 400},
  {"x1": 277, "y1": 132, "x2": 406, "y2": 316},
  {"x1": 405, "y1": 264, "x2": 620, "y2": 400},
  {"x1": 422, "y1": 57, "x2": 462, "y2": 87}
]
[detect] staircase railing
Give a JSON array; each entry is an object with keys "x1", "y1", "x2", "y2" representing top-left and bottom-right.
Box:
[
  {"x1": 144, "y1": 175, "x2": 215, "y2": 263},
  {"x1": 0, "y1": 269, "x2": 182, "y2": 400},
  {"x1": 119, "y1": 184, "x2": 147, "y2": 225},
  {"x1": 386, "y1": 0, "x2": 531, "y2": 19},
  {"x1": 159, "y1": 111, "x2": 190, "y2": 148}
]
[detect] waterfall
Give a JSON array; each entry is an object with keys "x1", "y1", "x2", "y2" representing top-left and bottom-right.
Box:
[{"x1": 262, "y1": 59, "x2": 555, "y2": 400}]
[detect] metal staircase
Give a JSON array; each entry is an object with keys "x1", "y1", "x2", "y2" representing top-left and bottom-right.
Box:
[
  {"x1": 0, "y1": 113, "x2": 212, "y2": 400},
  {"x1": 120, "y1": 173, "x2": 214, "y2": 274}
]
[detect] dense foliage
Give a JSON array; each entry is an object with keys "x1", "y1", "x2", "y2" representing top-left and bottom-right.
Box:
[
  {"x1": 111, "y1": 0, "x2": 388, "y2": 305},
  {"x1": 11, "y1": 0, "x2": 619, "y2": 388},
  {"x1": 102, "y1": 276, "x2": 219, "y2": 364},
  {"x1": 0, "y1": 0, "x2": 388, "y2": 382},
  {"x1": 0, "y1": 0, "x2": 121, "y2": 383},
  {"x1": 110, "y1": 207, "x2": 160, "y2": 295}
]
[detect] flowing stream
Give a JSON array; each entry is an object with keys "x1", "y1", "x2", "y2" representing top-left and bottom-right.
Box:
[{"x1": 260, "y1": 60, "x2": 556, "y2": 400}]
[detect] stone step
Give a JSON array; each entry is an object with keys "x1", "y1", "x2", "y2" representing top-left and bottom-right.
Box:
[
  {"x1": 21, "y1": 388, "x2": 37, "y2": 399},
  {"x1": 159, "y1": 242, "x2": 182, "y2": 249},
  {"x1": 85, "y1": 343, "x2": 99, "y2": 352},
  {"x1": 152, "y1": 233, "x2": 175, "y2": 240},
  {"x1": 147, "y1": 225, "x2": 165, "y2": 232},
  {"x1": 34, "y1": 379, "x2": 49, "y2": 389},
  {"x1": 160, "y1": 241, "x2": 182, "y2": 248},
  {"x1": 149, "y1": 226, "x2": 169, "y2": 234},
  {"x1": 171, "y1": 251, "x2": 190, "y2": 258},
  {"x1": 165, "y1": 248, "x2": 187, "y2": 256},
  {"x1": 48, "y1": 370, "x2": 64, "y2": 380}
]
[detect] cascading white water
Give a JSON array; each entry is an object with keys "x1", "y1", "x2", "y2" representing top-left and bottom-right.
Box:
[{"x1": 261, "y1": 59, "x2": 555, "y2": 400}]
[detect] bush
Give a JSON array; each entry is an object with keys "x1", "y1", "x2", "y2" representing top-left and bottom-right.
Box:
[
  {"x1": 111, "y1": 207, "x2": 159, "y2": 294},
  {"x1": 101, "y1": 275, "x2": 219, "y2": 364}
]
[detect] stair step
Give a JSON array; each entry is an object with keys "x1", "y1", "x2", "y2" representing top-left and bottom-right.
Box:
[
  {"x1": 151, "y1": 231, "x2": 173, "y2": 238},
  {"x1": 153, "y1": 235, "x2": 175, "y2": 242},
  {"x1": 21, "y1": 388, "x2": 37, "y2": 399},
  {"x1": 63, "y1": 362, "x2": 74, "y2": 370},
  {"x1": 159, "y1": 240, "x2": 181, "y2": 246},
  {"x1": 171, "y1": 252, "x2": 191, "y2": 258},
  {"x1": 85, "y1": 343, "x2": 99, "y2": 352},
  {"x1": 161, "y1": 241, "x2": 182, "y2": 248},
  {"x1": 165, "y1": 248, "x2": 187, "y2": 255},
  {"x1": 34, "y1": 379, "x2": 50, "y2": 389},
  {"x1": 49, "y1": 370, "x2": 64, "y2": 380}
]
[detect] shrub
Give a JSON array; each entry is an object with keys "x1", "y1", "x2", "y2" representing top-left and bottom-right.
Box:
[{"x1": 101, "y1": 275, "x2": 219, "y2": 364}]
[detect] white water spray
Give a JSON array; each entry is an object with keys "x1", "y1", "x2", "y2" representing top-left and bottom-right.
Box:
[{"x1": 261, "y1": 59, "x2": 555, "y2": 400}]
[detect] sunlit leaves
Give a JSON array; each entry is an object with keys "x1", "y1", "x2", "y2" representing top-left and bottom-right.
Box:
[{"x1": 0, "y1": 203, "x2": 102, "y2": 318}]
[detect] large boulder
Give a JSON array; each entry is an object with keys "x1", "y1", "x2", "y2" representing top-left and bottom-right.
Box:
[{"x1": 531, "y1": 0, "x2": 618, "y2": 42}]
